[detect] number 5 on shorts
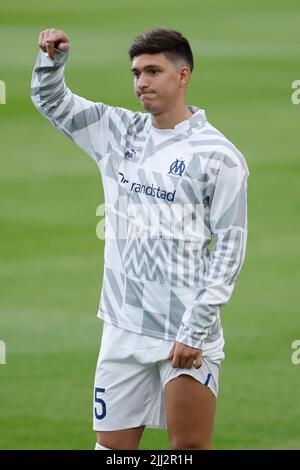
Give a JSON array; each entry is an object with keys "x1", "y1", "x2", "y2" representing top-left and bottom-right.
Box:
[{"x1": 94, "y1": 387, "x2": 107, "y2": 420}]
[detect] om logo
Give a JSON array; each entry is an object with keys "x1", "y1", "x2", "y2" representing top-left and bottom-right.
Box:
[{"x1": 168, "y1": 159, "x2": 186, "y2": 177}]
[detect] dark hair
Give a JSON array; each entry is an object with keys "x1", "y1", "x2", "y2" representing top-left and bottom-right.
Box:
[{"x1": 128, "y1": 28, "x2": 194, "y2": 72}]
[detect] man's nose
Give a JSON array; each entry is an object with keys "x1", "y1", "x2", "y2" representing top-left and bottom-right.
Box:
[{"x1": 137, "y1": 74, "x2": 150, "y2": 90}]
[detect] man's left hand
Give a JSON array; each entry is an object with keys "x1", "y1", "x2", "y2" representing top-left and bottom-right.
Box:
[{"x1": 167, "y1": 341, "x2": 203, "y2": 369}]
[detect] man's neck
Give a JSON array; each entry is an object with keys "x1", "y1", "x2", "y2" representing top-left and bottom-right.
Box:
[{"x1": 151, "y1": 105, "x2": 193, "y2": 130}]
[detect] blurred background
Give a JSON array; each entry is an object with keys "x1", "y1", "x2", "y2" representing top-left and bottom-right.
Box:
[{"x1": 0, "y1": 0, "x2": 299, "y2": 449}]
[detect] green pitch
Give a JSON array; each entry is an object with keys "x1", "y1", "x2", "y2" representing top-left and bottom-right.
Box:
[{"x1": 1, "y1": 0, "x2": 299, "y2": 449}]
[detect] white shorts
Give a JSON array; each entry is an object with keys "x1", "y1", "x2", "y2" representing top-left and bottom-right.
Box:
[{"x1": 93, "y1": 321, "x2": 223, "y2": 431}]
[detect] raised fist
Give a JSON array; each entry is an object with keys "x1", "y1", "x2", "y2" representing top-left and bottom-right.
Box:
[{"x1": 39, "y1": 28, "x2": 70, "y2": 59}]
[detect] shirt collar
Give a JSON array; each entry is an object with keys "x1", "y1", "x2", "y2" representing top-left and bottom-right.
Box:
[{"x1": 150, "y1": 105, "x2": 206, "y2": 134}]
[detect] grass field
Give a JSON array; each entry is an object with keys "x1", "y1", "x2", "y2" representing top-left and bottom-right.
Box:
[{"x1": 1, "y1": 0, "x2": 300, "y2": 449}]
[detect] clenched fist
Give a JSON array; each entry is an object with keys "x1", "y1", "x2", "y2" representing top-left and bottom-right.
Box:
[{"x1": 39, "y1": 28, "x2": 70, "y2": 60}]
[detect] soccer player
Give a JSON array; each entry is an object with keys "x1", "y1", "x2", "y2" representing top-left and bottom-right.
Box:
[{"x1": 31, "y1": 28, "x2": 249, "y2": 450}]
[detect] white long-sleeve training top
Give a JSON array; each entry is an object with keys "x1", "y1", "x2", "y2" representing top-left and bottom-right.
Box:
[{"x1": 31, "y1": 50, "x2": 249, "y2": 358}]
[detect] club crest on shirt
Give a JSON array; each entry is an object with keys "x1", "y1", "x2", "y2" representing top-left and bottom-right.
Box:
[
  {"x1": 125, "y1": 148, "x2": 136, "y2": 159},
  {"x1": 168, "y1": 159, "x2": 186, "y2": 177}
]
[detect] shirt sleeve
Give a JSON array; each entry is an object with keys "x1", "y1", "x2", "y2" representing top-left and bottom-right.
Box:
[
  {"x1": 31, "y1": 49, "x2": 134, "y2": 163},
  {"x1": 176, "y1": 152, "x2": 249, "y2": 350}
]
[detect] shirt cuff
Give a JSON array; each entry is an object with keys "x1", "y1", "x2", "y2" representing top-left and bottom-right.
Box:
[
  {"x1": 39, "y1": 48, "x2": 69, "y2": 67},
  {"x1": 176, "y1": 324, "x2": 204, "y2": 350}
]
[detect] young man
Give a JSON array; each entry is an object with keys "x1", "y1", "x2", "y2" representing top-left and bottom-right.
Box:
[{"x1": 31, "y1": 28, "x2": 249, "y2": 450}]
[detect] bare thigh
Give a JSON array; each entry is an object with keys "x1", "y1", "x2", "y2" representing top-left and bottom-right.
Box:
[
  {"x1": 164, "y1": 374, "x2": 217, "y2": 450},
  {"x1": 96, "y1": 426, "x2": 145, "y2": 450}
]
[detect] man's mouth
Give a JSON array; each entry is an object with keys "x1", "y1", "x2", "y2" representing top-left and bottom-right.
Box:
[{"x1": 139, "y1": 92, "x2": 155, "y2": 98}]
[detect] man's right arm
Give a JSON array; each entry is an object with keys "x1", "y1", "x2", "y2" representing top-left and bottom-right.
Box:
[{"x1": 31, "y1": 29, "x2": 134, "y2": 163}]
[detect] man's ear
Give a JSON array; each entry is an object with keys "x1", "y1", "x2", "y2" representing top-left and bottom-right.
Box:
[{"x1": 179, "y1": 67, "x2": 191, "y2": 88}]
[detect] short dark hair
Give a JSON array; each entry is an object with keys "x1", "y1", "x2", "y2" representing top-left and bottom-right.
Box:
[{"x1": 128, "y1": 28, "x2": 194, "y2": 72}]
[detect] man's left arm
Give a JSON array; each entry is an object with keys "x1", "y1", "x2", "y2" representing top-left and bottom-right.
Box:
[{"x1": 168, "y1": 151, "x2": 249, "y2": 369}]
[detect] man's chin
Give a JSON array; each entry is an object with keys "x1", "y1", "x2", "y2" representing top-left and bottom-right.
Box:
[{"x1": 141, "y1": 102, "x2": 159, "y2": 114}]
